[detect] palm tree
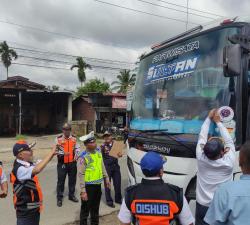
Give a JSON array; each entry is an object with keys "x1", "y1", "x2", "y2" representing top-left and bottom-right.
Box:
[
  {"x1": 112, "y1": 69, "x2": 136, "y2": 93},
  {"x1": 0, "y1": 41, "x2": 18, "y2": 79},
  {"x1": 71, "y1": 57, "x2": 92, "y2": 86}
]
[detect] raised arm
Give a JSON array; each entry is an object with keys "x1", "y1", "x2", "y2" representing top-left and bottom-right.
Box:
[
  {"x1": 196, "y1": 117, "x2": 211, "y2": 158},
  {"x1": 32, "y1": 145, "x2": 57, "y2": 176}
]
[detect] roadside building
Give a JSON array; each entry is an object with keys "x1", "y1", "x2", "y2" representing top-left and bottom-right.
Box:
[
  {"x1": 0, "y1": 76, "x2": 72, "y2": 136},
  {"x1": 72, "y1": 93, "x2": 127, "y2": 133}
]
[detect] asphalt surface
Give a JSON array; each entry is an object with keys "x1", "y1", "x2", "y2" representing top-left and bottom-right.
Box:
[{"x1": 0, "y1": 157, "x2": 128, "y2": 225}]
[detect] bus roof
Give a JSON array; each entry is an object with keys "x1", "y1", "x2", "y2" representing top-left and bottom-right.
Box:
[{"x1": 144, "y1": 15, "x2": 250, "y2": 59}]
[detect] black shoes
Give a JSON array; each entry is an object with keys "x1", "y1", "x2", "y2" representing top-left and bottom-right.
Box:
[
  {"x1": 69, "y1": 196, "x2": 79, "y2": 203},
  {"x1": 58, "y1": 196, "x2": 78, "y2": 207},
  {"x1": 57, "y1": 200, "x2": 62, "y2": 207},
  {"x1": 107, "y1": 203, "x2": 115, "y2": 208}
]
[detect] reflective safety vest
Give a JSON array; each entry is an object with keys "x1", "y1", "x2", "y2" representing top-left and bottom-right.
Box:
[
  {"x1": 57, "y1": 135, "x2": 77, "y2": 164},
  {"x1": 10, "y1": 160, "x2": 43, "y2": 217},
  {"x1": 81, "y1": 150, "x2": 104, "y2": 185},
  {"x1": 125, "y1": 179, "x2": 183, "y2": 225},
  {"x1": 0, "y1": 166, "x2": 2, "y2": 179}
]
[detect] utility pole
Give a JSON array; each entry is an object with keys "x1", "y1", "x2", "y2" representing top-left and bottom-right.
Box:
[
  {"x1": 18, "y1": 91, "x2": 22, "y2": 135},
  {"x1": 186, "y1": 0, "x2": 189, "y2": 31}
]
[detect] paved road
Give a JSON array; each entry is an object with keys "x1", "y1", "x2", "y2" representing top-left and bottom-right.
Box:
[{"x1": 0, "y1": 157, "x2": 128, "y2": 225}]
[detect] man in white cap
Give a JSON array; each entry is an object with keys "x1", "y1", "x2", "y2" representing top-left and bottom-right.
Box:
[{"x1": 78, "y1": 131, "x2": 111, "y2": 225}]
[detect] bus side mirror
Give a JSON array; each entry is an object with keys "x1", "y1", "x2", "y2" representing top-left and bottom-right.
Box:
[{"x1": 223, "y1": 44, "x2": 241, "y2": 77}]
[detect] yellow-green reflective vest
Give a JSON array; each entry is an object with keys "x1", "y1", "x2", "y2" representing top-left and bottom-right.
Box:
[{"x1": 84, "y1": 150, "x2": 103, "y2": 184}]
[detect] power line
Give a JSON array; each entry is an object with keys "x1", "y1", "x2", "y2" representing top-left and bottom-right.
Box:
[
  {"x1": 17, "y1": 54, "x2": 134, "y2": 71},
  {"x1": 137, "y1": 0, "x2": 216, "y2": 20},
  {"x1": 12, "y1": 61, "x2": 129, "y2": 71},
  {"x1": 152, "y1": 0, "x2": 225, "y2": 17},
  {"x1": 12, "y1": 46, "x2": 135, "y2": 65},
  {"x1": 94, "y1": 0, "x2": 199, "y2": 25},
  {"x1": 12, "y1": 62, "x2": 70, "y2": 70},
  {"x1": 0, "y1": 19, "x2": 136, "y2": 50}
]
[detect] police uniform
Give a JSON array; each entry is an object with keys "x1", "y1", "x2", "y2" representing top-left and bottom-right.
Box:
[
  {"x1": 56, "y1": 133, "x2": 80, "y2": 203},
  {"x1": 10, "y1": 158, "x2": 43, "y2": 225},
  {"x1": 118, "y1": 152, "x2": 194, "y2": 225},
  {"x1": 78, "y1": 132, "x2": 108, "y2": 225},
  {"x1": 100, "y1": 140, "x2": 122, "y2": 206}
]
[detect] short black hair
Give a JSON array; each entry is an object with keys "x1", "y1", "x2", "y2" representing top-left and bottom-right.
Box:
[
  {"x1": 142, "y1": 169, "x2": 160, "y2": 177},
  {"x1": 240, "y1": 140, "x2": 250, "y2": 168},
  {"x1": 204, "y1": 138, "x2": 224, "y2": 160}
]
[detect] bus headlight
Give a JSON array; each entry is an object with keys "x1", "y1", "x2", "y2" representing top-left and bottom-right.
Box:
[{"x1": 127, "y1": 156, "x2": 136, "y2": 179}]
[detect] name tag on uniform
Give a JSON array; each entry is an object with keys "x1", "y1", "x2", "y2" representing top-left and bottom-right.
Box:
[{"x1": 135, "y1": 202, "x2": 170, "y2": 216}]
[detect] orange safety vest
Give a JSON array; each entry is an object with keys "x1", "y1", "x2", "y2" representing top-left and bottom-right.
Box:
[
  {"x1": 57, "y1": 135, "x2": 77, "y2": 164},
  {"x1": 10, "y1": 160, "x2": 43, "y2": 217},
  {"x1": 0, "y1": 166, "x2": 2, "y2": 179},
  {"x1": 125, "y1": 179, "x2": 183, "y2": 225}
]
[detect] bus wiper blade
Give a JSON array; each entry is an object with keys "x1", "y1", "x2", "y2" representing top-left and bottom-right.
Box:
[{"x1": 149, "y1": 130, "x2": 195, "y2": 153}]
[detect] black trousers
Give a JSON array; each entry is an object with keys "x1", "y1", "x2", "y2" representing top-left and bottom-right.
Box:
[
  {"x1": 80, "y1": 185, "x2": 102, "y2": 225},
  {"x1": 195, "y1": 202, "x2": 209, "y2": 225},
  {"x1": 104, "y1": 163, "x2": 122, "y2": 204},
  {"x1": 57, "y1": 162, "x2": 77, "y2": 200},
  {"x1": 17, "y1": 213, "x2": 40, "y2": 225}
]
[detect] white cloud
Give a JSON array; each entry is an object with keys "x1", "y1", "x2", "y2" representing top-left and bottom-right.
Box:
[{"x1": 0, "y1": 0, "x2": 247, "y2": 89}]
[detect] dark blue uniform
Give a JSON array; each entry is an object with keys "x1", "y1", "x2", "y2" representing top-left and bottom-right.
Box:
[{"x1": 101, "y1": 142, "x2": 122, "y2": 205}]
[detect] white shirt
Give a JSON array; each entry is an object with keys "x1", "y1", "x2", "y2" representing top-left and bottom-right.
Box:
[
  {"x1": 16, "y1": 159, "x2": 35, "y2": 181},
  {"x1": 0, "y1": 166, "x2": 7, "y2": 184},
  {"x1": 196, "y1": 117, "x2": 236, "y2": 207},
  {"x1": 118, "y1": 179, "x2": 195, "y2": 225}
]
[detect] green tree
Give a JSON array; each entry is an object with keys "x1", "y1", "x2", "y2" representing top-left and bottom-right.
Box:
[
  {"x1": 71, "y1": 57, "x2": 92, "y2": 86},
  {"x1": 0, "y1": 41, "x2": 18, "y2": 79},
  {"x1": 75, "y1": 78, "x2": 110, "y2": 97},
  {"x1": 47, "y1": 85, "x2": 59, "y2": 91},
  {"x1": 112, "y1": 69, "x2": 136, "y2": 93}
]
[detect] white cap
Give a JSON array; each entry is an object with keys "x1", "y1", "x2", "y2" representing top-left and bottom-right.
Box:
[{"x1": 79, "y1": 131, "x2": 95, "y2": 143}]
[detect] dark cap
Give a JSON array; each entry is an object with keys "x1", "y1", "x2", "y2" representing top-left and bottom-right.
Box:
[
  {"x1": 13, "y1": 140, "x2": 31, "y2": 156},
  {"x1": 62, "y1": 123, "x2": 71, "y2": 130},
  {"x1": 102, "y1": 131, "x2": 111, "y2": 138},
  {"x1": 140, "y1": 151, "x2": 166, "y2": 176},
  {"x1": 204, "y1": 138, "x2": 224, "y2": 159}
]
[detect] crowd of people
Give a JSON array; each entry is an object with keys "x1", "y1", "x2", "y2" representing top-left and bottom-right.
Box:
[{"x1": 0, "y1": 109, "x2": 250, "y2": 225}]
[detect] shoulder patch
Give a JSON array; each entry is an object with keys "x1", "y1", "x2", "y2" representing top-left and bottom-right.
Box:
[
  {"x1": 71, "y1": 135, "x2": 77, "y2": 140},
  {"x1": 125, "y1": 184, "x2": 139, "y2": 194},
  {"x1": 80, "y1": 151, "x2": 87, "y2": 158},
  {"x1": 166, "y1": 183, "x2": 182, "y2": 193}
]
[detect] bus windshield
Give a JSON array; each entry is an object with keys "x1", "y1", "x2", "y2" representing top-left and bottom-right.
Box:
[{"x1": 131, "y1": 27, "x2": 239, "y2": 134}]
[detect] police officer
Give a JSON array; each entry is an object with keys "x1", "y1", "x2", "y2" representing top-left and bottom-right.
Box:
[
  {"x1": 78, "y1": 131, "x2": 111, "y2": 225},
  {"x1": 101, "y1": 131, "x2": 122, "y2": 208},
  {"x1": 118, "y1": 151, "x2": 195, "y2": 225},
  {"x1": 10, "y1": 140, "x2": 57, "y2": 225},
  {"x1": 0, "y1": 161, "x2": 8, "y2": 198},
  {"x1": 56, "y1": 123, "x2": 80, "y2": 207}
]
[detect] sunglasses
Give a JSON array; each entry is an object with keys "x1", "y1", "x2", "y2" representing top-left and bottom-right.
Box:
[{"x1": 63, "y1": 128, "x2": 71, "y2": 131}]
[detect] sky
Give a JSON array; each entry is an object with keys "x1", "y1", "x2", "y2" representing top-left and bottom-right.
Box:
[{"x1": 0, "y1": 0, "x2": 248, "y2": 90}]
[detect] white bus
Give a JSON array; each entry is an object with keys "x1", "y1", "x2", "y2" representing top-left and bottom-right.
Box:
[{"x1": 126, "y1": 17, "x2": 250, "y2": 210}]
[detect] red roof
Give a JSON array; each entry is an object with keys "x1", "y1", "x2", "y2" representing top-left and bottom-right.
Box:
[
  {"x1": 104, "y1": 93, "x2": 126, "y2": 97},
  {"x1": 0, "y1": 76, "x2": 45, "y2": 90}
]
